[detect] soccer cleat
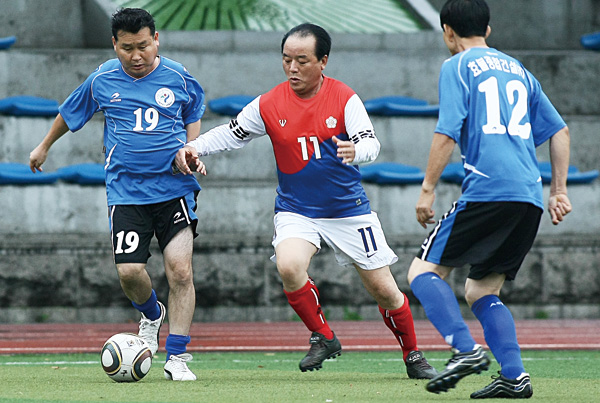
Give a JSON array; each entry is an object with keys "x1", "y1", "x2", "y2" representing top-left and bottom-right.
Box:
[
  {"x1": 299, "y1": 332, "x2": 342, "y2": 372},
  {"x1": 138, "y1": 300, "x2": 166, "y2": 357},
  {"x1": 164, "y1": 353, "x2": 197, "y2": 381},
  {"x1": 426, "y1": 344, "x2": 490, "y2": 394},
  {"x1": 405, "y1": 350, "x2": 438, "y2": 379},
  {"x1": 470, "y1": 372, "x2": 533, "y2": 399}
]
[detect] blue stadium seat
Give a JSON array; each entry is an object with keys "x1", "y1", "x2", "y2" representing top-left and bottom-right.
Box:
[
  {"x1": 440, "y1": 162, "x2": 465, "y2": 184},
  {"x1": 0, "y1": 36, "x2": 16, "y2": 50},
  {"x1": 580, "y1": 31, "x2": 600, "y2": 51},
  {"x1": 208, "y1": 95, "x2": 255, "y2": 116},
  {"x1": 0, "y1": 162, "x2": 60, "y2": 185},
  {"x1": 538, "y1": 161, "x2": 599, "y2": 184},
  {"x1": 0, "y1": 95, "x2": 59, "y2": 117},
  {"x1": 360, "y1": 162, "x2": 425, "y2": 185},
  {"x1": 364, "y1": 96, "x2": 439, "y2": 116},
  {"x1": 56, "y1": 163, "x2": 105, "y2": 185}
]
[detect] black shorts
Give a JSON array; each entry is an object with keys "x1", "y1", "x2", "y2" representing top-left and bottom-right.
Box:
[
  {"x1": 109, "y1": 192, "x2": 198, "y2": 264},
  {"x1": 417, "y1": 201, "x2": 542, "y2": 281}
]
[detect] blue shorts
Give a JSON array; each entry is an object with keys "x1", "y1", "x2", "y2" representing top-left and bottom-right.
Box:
[
  {"x1": 417, "y1": 201, "x2": 542, "y2": 280},
  {"x1": 108, "y1": 192, "x2": 198, "y2": 264}
]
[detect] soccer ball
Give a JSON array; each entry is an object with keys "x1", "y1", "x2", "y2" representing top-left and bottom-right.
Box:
[{"x1": 101, "y1": 333, "x2": 153, "y2": 382}]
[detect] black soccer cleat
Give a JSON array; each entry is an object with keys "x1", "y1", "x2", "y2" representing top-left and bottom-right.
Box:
[
  {"x1": 470, "y1": 372, "x2": 533, "y2": 399},
  {"x1": 405, "y1": 350, "x2": 438, "y2": 379},
  {"x1": 426, "y1": 344, "x2": 490, "y2": 394},
  {"x1": 299, "y1": 332, "x2": 342, "y2": 372}
]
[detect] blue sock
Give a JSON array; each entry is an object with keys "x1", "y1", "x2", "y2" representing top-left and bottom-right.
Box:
[
  {"x1": 131, "y1": 289, "x2": 161, "y2": 321},
  {"x1": 411, "y1": 272, "x2": 477, "y2": 352},
  {"x1": 165, "y1": 334, "x2": 191, "y2": 361},
  {"x1": 471, "y1": 295, "x2": 524, "y2": 379}
]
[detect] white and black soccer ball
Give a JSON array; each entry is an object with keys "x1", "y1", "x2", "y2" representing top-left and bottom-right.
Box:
[{"x1": 101, "y1": 332, "x2": 153, "y2": 382}]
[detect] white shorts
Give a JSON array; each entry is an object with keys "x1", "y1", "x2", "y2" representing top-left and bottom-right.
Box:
[{"x1": 271, "y1": 211, "x2": 398, "y2": 270}]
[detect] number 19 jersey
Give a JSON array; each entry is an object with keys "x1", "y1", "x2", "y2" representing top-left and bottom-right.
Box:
[{"x1": 59, "y1": 56, "x2": 205, "y2": 206}]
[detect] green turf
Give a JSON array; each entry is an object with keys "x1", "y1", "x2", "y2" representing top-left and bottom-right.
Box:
[{"x1": 0, "y1": 351, "x2": 599, "y2": 402}]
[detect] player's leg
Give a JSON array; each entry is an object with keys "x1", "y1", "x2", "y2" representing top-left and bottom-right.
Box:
[
  {"x1": 408, "y1": 258, "x2": 478, "y2": 353},
  {"x1": 162, "y1": 226, "x2": 196, "y2": 381},
  {"x1": 110, "y1": 205, "x2": 165, "y2": 357},
  {"x1": 467, "y1": 275, "x2": 533, "y2": 399},
  {"x1": 409, "y1": 257, "x2": 490, "y2": 393},
  {"x1": 468, "y1": 203, "x2": 540, "y2": 398},
  {"x1": 408, "y1": 201, "x2": 493, "y2": 393},
  {"x1": 272, "y1": 212, "x2": 340, "y2": 372},
  {"x1": 355, "y1": 264, "x2": 437, "y2": 379},
  {"x1": 154, "y1": 193, "x2": 199, "y2": 381}
]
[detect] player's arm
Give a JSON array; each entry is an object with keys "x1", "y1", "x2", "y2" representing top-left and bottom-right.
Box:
[
  {"x1": 416, "y1": 132, "x2": 456, "y2": 228},
  {"x1": 547, "y1": 126, "x2": 572, "y2": 225},
  {"x1": 29, "y1": 113, "x2": 70, "y2": 173},
  {"x1": 173, "y1": 96, "x2": 266, "y2": 175},
  {"x1": 185, "y1": 119, "x2": 202, "y2": 142},
  {"x1": 340, "y1": 94, "x2": 380, "y2": 165}
]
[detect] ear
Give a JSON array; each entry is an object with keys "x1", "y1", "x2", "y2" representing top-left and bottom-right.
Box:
[
  {"x1": 442, "y1": 24, "x2": 455, "y2": 40},
  {"x1": 154, "y1": 31, "x2": 159, "y2": 47},
  {"x1": 320, "y1": 54, "x2": 328, "y2": 70},
  {"x1": 485, "y1": 25, "x2": 491, "y2": 39},
  {"x1": 112, "y1": 36, "x2": 117, "y2": 50}
]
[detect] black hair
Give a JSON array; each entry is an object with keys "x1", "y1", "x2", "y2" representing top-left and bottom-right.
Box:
[
  {"x1": 440, "y1": 0, "x2": 490, "y2": 38},
  {"x1": 281, "y1": 23, "x2": 331, "y2": 61},
  {"x1": 111, "y1": 8, "x2": 156, "y2": 40}
]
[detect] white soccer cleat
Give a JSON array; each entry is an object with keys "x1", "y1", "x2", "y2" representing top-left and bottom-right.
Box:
[
  {"x1": 137, "y1": 300, "x2": 166, "y2": 357},
  {"x1": 164, "y1": 353, "x2": 197, "y2": 381}
]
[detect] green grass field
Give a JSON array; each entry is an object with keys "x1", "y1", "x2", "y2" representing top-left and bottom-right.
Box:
[{"x1": 0, "y1": 350, "x2": 599, "y2": 402}]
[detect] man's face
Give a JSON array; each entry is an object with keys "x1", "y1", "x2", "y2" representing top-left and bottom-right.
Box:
[
  {"x1": 112, "y1": 27, "x2": 159, "y2": 78},
  {"x1": 282, "y1": 34, "x2": 327, "y2": 99}
]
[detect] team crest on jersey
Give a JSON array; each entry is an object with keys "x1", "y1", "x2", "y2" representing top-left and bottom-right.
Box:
[
  {"x1": 155, "y1": 88, "x2": 175, "y2": 107},
  {"x1": 326, "y1": 116, "x2": 337, "y2": 129},
  {"x1": 279, "y1": 119, "x2": 287, "y2": 127}
]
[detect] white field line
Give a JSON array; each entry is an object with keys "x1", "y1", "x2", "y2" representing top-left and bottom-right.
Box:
[
  {"x1": 1, "y1": 355, "x2": 593, "y2": 367},
  {"x1": 2, "y1": 342, "x2": 600, "y2": 355}
]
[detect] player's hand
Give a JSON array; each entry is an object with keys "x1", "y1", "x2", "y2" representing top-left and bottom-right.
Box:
[
  {"x1": 174, "y1": 146, "x2": 206, "y2": 176},
  {"x1": 29, "y1": 145, "x2": 48, "y2": 173},
  {"x1": 548, "y1": 193, "x2": 572, "y2": 225},
  {"x1": 416, "y1": 188, "x2": 436, "y2": 228},
  {"x1": 332, "y1": 136, "x2": 355, "y2": 164}
]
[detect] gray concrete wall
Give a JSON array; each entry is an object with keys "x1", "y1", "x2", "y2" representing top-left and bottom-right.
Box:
[
  {"x1": 1, "y1": 0, "x2": 599, "y2": 323},
  {"x1": 0, "y1": 233, "x2": 598, "y2": 323},
  {"x1": 428, "y1": 0, "x2": 600, "y2": 50},
  {"x1": 2, "y1": 0, "x2": 599, "y2": 50},
  {"x1": 2, "y1": 42, "x2": 600, "y2": 116}
]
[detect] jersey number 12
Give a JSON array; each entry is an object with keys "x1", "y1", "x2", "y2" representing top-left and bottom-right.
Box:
[{"x1": 478, "y1": 77, "x2": 531, "y2": 140}]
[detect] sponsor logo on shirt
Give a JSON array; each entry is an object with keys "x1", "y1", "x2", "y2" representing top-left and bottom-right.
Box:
[
  {"x1": 279, "y1": 119, "x2": 287, "y2": 127},
  {"x1": 155, "y1": 88, "x2": 175, "y2": 108},
  {"x1": 110, "y1": 92, "x2": 121, "y2": 103}
]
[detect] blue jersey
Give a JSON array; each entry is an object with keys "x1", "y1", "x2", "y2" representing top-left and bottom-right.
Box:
[
  {"x1": 435, "y1": 47, "x2": 566, "y2": 209},
  {"x1": 59, "y1": 56, "x2": 205, "y2": 206}
]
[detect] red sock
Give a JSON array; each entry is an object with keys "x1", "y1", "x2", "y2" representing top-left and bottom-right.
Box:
[
  {"x1": 284, "y1": 278, "x2": 334, "y2": 339},
  {"x1": 379, "y1": 293, "x2": 418, "y2": 361}
]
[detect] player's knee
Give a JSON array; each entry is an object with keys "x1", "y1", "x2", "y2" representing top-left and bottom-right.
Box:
[
  {"x1": 464, "y1": 288, "x2": 498, "y2": 307},
  {"x1": 167, "y1": 264, "x2": 193, "y2": 286},
  {"x1": 372, "y1": 286, "x2": 403, "y2": 309},
  {"x1": 116, "y1": 264, "x2": 146, "y2": 283}
]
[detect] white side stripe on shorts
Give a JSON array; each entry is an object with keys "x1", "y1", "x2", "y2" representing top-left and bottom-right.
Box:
[
  {"x1": 179, "y1": 198, "x2": 191, "y2": 224},
  {"x1": 420, "y1": 201, "x2": 457, "y2": 260}
]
